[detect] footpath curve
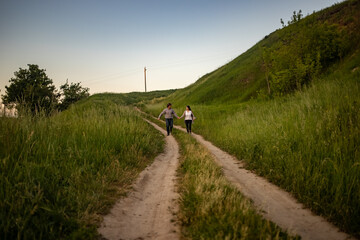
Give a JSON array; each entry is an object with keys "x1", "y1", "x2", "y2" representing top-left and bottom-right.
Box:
[
  {"x1": 172, "y1": 125, "x2": 354, "y2": 240},
  {"x1": 98, "y1": 119, "x2": 180, "y2": 240},
  {"x1": 138, "y1": 108, "x2": 354, "y2": 240},
  {"x1": 178, "y1": 128, "x2": 353, "y2": 240}
]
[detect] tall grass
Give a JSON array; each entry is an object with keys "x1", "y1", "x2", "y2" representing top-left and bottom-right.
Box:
[
  {"x1": 0, "y1": 98, "x2": 163, "y2": 239},
  {"x1": 162, "y1": 125, "x2": 298, "y2": 239},
  {"x1": 144, "y1": 54, "x2": 360, "y2": 235}
]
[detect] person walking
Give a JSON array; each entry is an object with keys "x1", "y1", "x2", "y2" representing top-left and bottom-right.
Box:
[
  {"x1": 180, "y1": 105, "x2": 196, "y2": 134},
  {"x1": 158, "y1": 103, "x2": 180, "y2": 136}
]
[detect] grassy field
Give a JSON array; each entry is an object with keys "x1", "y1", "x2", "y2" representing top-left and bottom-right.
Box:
[
  {"x1": 147, "y1": 118, "x2": 298, "y2": 239},
  {"x1": 90, "y1": 89, "x2": 175, "y2": 106},
  {"x1": 144, "y1": 50, "x2": 360, "y2": 236},
  {"x1": 1, "y1": 0, "x2": 359, "y2": 238},
  {"x1": 143, "y1": 1, "x2": 360, "y2": 236},
  {"x1": 0, "y1": 97, "x2": 164, "y2": 239}
]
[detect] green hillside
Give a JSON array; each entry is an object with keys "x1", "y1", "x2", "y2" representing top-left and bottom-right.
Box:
[
  {"x1": 154, "y1": 0, "x2": 359, "y2": 105},
  {"x1": 144, "y1": 0, "x2": 360, "y2": 236}
]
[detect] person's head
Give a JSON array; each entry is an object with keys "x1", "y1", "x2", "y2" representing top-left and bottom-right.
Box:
[
  {"x1": 186, "y1": 105, "x2": 191, "y2": 111},
  {"x1": 167, "y1": 103, "x2": 172, "y2": 109}
]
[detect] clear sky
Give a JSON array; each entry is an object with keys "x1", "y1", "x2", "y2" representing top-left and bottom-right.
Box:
[{"x1": 0, "y1": 0, "x2": 339, "y2": 95}]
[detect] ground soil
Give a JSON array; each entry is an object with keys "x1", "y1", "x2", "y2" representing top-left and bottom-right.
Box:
[
  {"x1": 98, "y1": 119, "x2": 180, "y2": 240},
  {"x1": 172, "y1": 124, "x2": 354, "y2": 240}
]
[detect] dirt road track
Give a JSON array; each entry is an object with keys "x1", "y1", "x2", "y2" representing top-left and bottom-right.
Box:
[
  {"x1": 171, "y1": 124, "x2": 354, "y2": 240},
  {"x1": 98, "y1": 119, "x2": 180, "y2": 240}
]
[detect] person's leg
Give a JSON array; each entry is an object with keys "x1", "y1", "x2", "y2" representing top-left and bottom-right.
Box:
[
  {"x1": 185, "y1": 120, "x2": 190, "y2": 133},
  {"x1": 189, "y1": 121, "x2": 192, "y2": 134},
  {"x1": 169, "y1": 118, "x2": 173, "y2": 134},
  {"x1": 165, "y1": 119, "x2": 170, "y2": 135}
]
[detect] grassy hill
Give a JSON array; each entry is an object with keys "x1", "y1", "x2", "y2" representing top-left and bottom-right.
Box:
[
  {"x1": 1, "y1": 0, "x2": 359, "y2": 238},
  {"x1": 149, "y1": 0, "x2": 359, "y2": 105},
  {"x1": 144, "y1": 0, "x2": 360, "y2": 236}
]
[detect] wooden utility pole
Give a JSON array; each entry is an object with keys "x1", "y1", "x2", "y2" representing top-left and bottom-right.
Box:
[{"x1": 144, "y1": 67, "x2": 147, "y2": 92}]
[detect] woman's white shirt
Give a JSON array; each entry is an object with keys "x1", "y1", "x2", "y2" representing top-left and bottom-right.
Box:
[{"x1": 184, "y1": 110, "x2": 193, "y2": 120}]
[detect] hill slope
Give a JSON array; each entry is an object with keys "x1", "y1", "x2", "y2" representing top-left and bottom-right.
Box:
[
  {"x1": 144, "y1": 0, "x2": 360, "y2": 237},
  {"x1": 156, "y1": 0, "x2": 359, "y2": 105}
]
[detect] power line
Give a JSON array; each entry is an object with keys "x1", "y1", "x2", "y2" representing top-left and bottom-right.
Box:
[
  {"x1": 148, "y1": 49, "x2": 242, "y2": 70},
  {"x1": 84, "y1": 48, "x2": 243, "y2": 85},
  {"x1": 85, "y1": 68, "x2": 141, "y2": 84},
  {"x1": 85, "y1": 69, "x2": 142, "y2": 86}
]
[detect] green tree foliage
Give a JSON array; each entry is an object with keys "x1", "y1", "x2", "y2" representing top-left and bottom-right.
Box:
[
  {"x1": 280, "y1": 10, "x2": 303, "y2": 28},
  {"x1": 1, "y1": 64, "x2": 58, "y2": 115},
  {"x1": 288, "y1": 10, "x2": 303, "y2": 25},
  {"x1": 58, "y1": 81, "x2": 90, "y2": 111},
  {"x1": 264, "y1": 17, "x2": 345, "y2": 96},
  {"x1": 280, "y1": 18, "x2": 285, "y2": 28},
  {"x1": 261, "y1": 47, "x2": 272, "y2": 94}
]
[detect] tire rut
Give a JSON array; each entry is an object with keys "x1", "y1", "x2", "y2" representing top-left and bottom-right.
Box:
[
  {"x1": 171, "y1": 124, "x2": 354, "y2": 240},
  {"x1": 98, "y1": 119, "x2": 180, "y2": 240}
]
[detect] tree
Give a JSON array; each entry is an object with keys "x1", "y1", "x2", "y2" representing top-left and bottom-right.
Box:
[
  {"x1": 280, "y1": 18, "x2": 285, "y2": 28},
  {"x1": 261, "y1": 47, "x2": 272, "y2": 94},
  {"x1": 282, "y1": 10, "x2": 303, "y2": 26},
  {"x1": 58, "y1": 81, "x2": 89, "y2": 111},
  {"x1": 2, "y1": 64, "x2": 58, "y2": 115}
]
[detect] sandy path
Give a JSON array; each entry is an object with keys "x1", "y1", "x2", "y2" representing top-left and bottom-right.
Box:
[
  {"x1": 170, "y1": 124, "x2": 354, "y2": 240},
  {"x1": 136, "y1": 107, "x2": 353, "y2": 240},
  {"x1": 98, "y1": 119, "x2": 180, "y2": 240}
]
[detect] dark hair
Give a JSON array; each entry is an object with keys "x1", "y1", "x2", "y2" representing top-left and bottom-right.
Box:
[
  {"x1": 167, "y1": 103, "x2": 172, "y2": 107},
  {"x1": 186, "y1": 105, "x2": 191, "y2": 111}
]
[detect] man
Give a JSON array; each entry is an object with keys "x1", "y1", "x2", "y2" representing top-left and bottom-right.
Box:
[{"x1": 158, "y1": 103, "x2": 180, "y2": 136}]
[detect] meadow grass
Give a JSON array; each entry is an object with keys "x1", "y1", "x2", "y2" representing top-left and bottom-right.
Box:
[
  {"x1": 147, "y1": 118, "x2": 298, "y2": 239},
  {"x1": 0, "y1": 97, "x2": 163, "y2": 239},
  {"x1": 144, "y1": 53, "x2": 360, "y2": 236},
  {"x1": 90, "y1": 89, "x2": 175, "y2": 106}
]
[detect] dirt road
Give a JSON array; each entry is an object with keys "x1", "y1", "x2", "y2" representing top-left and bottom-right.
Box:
[
  {"x1": 171, "y1": 124, "x2": 353, "y2": 240},
  {"x1": 98, "y1": 119, "x2": 179, "y2": 240}
]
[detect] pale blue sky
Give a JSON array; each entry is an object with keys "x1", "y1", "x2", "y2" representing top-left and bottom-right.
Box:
[{"x1": 0, "y1": 0, "x2": 339, "y2": 95}]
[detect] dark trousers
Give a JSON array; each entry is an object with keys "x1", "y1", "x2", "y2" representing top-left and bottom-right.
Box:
[
  {"x1": 165, "y1": 118, "x2": 173, "y2": 135},
  {"x1": 185, "y1": 120, "x2": 192, "y2": 133}
]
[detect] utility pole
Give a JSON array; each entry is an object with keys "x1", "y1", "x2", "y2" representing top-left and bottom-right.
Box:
[
  {"x1": 0, "y1": 89, "x2": 2, "y2": 117},
  {"x1": 144, "y1": 67, "x2": 147, "y2": 92}
]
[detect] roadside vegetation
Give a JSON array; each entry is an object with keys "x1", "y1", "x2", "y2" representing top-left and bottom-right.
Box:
[
  {"x1": 0, "y1": 97, "x2": 164, "y2": 239},
  {"x1": 144, "y1": 1, "x2": 360, "y2": 236},
  {"x1": 1, "y1": 0, "x2": 359, "y2": 239},
  {"x1": 148, "y1": 118, "x2": 298, "y2": 239},
  {"x1": 90, "y1": 89, "x2": 175, "y2": 106}
]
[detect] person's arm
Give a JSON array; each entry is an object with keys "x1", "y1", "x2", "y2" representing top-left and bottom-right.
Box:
[
  {"x1": 172, "y1": 109, "x2": 180, "y2": 119},
  {"x1": 191, "y1": 112, "x2": 196, "y2": 120},
  {"x1": 180, "y1": 111, "x2": 185, "y2": 119},
  {"x1": 158, "y1": 109, "x2": 166, "y2": 119}
]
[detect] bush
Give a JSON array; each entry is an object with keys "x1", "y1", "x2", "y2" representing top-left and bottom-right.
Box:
[{"x1": 58, "y1": 82, "x2": 90, "y2": 111}]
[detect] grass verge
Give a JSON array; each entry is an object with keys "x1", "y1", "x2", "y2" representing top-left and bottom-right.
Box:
[
  {"x1": 148, "y1": 117, "x2": 298, "y2": 239},
  {"x1": 0, "y1": 98, "x2": 163, "y2": 239},
  {"x1": 144, "y1": 54, "x2": 360, "y2": 236}
]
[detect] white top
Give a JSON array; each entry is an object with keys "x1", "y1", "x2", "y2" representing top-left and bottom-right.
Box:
[{"x1": 184, "y1": 110, "x2": 193, "y2": 120}]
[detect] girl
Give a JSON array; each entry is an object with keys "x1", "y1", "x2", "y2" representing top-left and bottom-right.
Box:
[{"x1": 180, "y1": 105, "x2": 196, "y2": 134}]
